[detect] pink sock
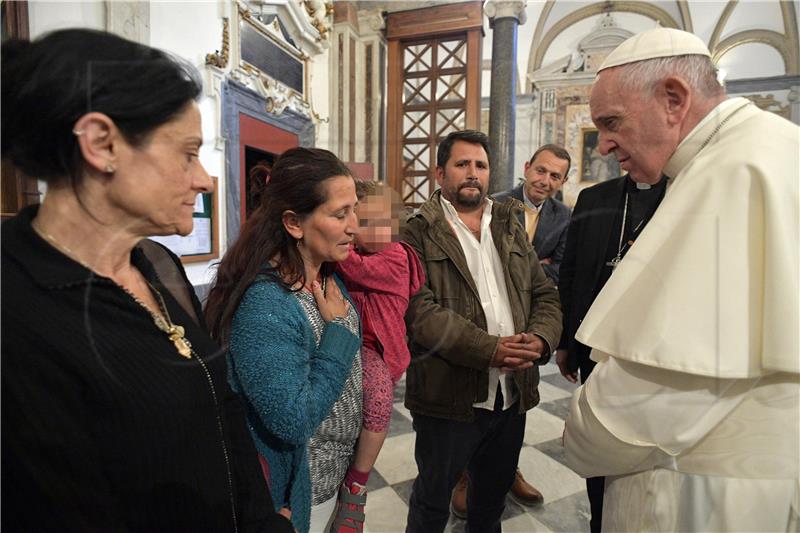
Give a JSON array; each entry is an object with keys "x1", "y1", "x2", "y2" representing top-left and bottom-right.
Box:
[{"x1": 345, "y1": 467, "x2": 370, "y2": 488}]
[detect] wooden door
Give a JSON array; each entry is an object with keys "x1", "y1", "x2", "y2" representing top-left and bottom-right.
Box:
[{"x1": 386, "y1": 2, "x2": 483, "y2": 207}]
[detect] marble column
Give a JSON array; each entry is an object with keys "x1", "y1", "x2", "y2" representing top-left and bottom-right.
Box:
[{"x1": 485, "y1": 0, "x2": 526, "y2": 194}]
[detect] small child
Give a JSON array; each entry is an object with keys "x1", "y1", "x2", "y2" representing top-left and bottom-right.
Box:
[{"x1": 331, "y1": 181, "x2": 424, "y2": 533}]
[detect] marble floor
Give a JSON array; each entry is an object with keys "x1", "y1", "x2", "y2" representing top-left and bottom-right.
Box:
[{"x1": 363, "y1": 360, "x2": 590, "y2": 533}]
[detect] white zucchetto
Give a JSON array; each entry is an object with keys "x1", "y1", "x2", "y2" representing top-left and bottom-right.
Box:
[{"x1": 598, "y1": 27, "x2": 711, "y2": 72}]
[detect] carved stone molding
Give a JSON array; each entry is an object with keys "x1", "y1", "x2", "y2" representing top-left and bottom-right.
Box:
[
  {"x1": 709, "y1": 0, "x2": 737, "y2": 51},
  {"x1": 203, "y1": 1, "x2": 326, "y2": 150},
  {"x1": 677, "y1": 1, "x2": 693, "y2": 33},
  {"x1": 205, "y1": 66, "x2": 228, "y2": 151},
  {"x1": 742, "y1": 93, "x2": 791, "y2": 119},
  {"x1": 246, "y1": 0, "x2": 329, "y2": 53},
  {"x1": 304, "y1": 0, "x2": 333, "y2": 39},
  {"x1": 527, "y1": 1, "x2": 680, "y2": 83},
  {"x1": 484, "y1": 0, "x2": 527, "y2": 25},
  {"x1": 105, "y1": 1, "x2": 149, "y2": 44},
  {"x1": 357, "y1": 8, "x2": 386, "y2": 36},
  {"x1": 713, "y1": 29, "x2": 795, "y2": 76},
  {"x1": 710, "y1": 1, "x2": 798, "y2": 76},
  {"x1": 789, "y1": 86, "x2": 800, "y2": 124},
  {"x1": 529, "y1": 13, "x2": 629, "y2": 87},
  {"x1": 230, "y1": 65, "x2": 311, "y2": 119},
  {"x1": 205, "y1": 17, "x2": 230, "y2": 69}
]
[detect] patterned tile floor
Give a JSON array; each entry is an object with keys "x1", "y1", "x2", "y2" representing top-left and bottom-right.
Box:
[{"x1": 363, "y1": 361, "x2": 590, "y2": 533}]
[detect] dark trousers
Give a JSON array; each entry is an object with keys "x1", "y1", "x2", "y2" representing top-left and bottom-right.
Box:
[
  {"x1": 580, "y1": 359, "x2": 604, "y2": 533},
  {"x1": 405, "y1": 391, "x2": 525, "y2": 533}
]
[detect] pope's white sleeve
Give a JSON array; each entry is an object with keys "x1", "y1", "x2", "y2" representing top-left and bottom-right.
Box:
[{"x1": 564, "y1": 356, "x2": 759, "y2": 478}]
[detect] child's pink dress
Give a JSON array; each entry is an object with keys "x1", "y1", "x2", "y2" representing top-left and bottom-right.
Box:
[{"x1": 336, "y1": 242, "x2": 425, "y2": 431}]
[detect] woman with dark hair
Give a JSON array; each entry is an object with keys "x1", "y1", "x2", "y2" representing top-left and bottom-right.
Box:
[
  {"x1": 1, "y1": 29, "x2": 292, "y2": 532},
  {"x1": 205, "y1": 147, "x2": 362, "y2": 533}
]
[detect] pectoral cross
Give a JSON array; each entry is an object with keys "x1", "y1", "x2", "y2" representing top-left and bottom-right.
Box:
[{"x1": 606, "y1": 255, "x2": 622, "y2": 269}]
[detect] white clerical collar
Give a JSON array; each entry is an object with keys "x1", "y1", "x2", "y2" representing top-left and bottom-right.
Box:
[
  {"x1": 439, "y1": 193, "x2": 493, "y2": 231},
  {"x1": 663, "y1": 97, "x2": 751, "y2": 180},
  {"x1": 522, "y1": 190, "x2": 545, "y2": 213}
]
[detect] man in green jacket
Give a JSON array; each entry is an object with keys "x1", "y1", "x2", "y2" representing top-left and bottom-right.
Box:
[{"x1": 403, "y1": 130, "x2": 562, "y2": 533}]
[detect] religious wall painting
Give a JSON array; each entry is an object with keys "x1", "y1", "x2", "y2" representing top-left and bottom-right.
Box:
[
  {"x1": 563, "y1": 103, "x2": 592, "y2": 208},
  {"x1": 542, "y1": 114, "x2": 555, "y2": 144},
  {"x1": 554, "y1": 86, "x2": 590, "y2": 151},
  {"x1": 580, "y1": 128, "x2": 620, "y2": 183}
]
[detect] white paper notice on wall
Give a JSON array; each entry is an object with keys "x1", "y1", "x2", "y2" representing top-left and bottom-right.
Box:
[{"x1": 150, "y1": 218, "x2": 212, "y2": 257}]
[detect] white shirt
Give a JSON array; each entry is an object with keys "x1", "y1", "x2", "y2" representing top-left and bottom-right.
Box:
[
  {"x1": 522, "y1": 190, "x2": 544, "y2": 212},
  {"x1": 439, "y1": 195, "x2": 517, "y2": 411},
  {"x1": 522, "y1": 191, "x2": 544, "y2": 229}
]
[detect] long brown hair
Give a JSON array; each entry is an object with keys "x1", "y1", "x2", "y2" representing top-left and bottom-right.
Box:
[{"x1": 205, "y1": 147, "x2": 352, "y2": 344}]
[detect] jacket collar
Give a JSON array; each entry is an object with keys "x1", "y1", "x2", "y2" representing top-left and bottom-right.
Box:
[
  {"x1": 509, "y1": 184, "x2": 525, "y2": 203},
  {"x1": 416, "y1": 190, "x2": 518, "y2": 300},
  {"x1": 420, "y1": 189, "x2": 517, "y2": 228}
]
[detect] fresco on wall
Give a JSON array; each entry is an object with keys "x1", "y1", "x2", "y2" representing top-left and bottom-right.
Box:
[{"x1": 581, "y1": 129, "x2": 620, "y2": 182}]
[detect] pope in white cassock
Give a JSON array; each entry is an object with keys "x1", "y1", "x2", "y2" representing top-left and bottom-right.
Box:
[{"x1": 564, "y1": 28, "x2": 799, "y2": 532}]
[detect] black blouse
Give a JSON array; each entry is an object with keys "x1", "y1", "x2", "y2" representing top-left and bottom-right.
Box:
[{"x1": 1, "y1": 205, "x2": 292, "y2": 532}]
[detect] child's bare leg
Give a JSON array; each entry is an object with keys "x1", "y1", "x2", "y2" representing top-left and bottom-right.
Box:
[{"x1": 353, "y1": 427, "x2": 388, "y2": 473}]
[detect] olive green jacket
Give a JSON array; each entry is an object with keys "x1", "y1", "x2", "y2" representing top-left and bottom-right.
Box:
[{"x1": 402, "y1": 190, "x2": 563, "y2": 421}]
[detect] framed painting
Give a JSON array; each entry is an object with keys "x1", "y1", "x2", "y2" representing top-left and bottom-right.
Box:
[{"x1": 579, "y1": 128, "x2": 620, "y2": 183}]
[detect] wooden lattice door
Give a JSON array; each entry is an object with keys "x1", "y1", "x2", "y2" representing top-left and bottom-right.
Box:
[{"x1": 386, "y1": 2, "x2": 483, "y2": 207}]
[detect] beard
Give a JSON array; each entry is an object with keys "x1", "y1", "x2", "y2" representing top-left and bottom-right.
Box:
[{"x1": 452, "y1": 179, "x2": 485, "y2": 209}]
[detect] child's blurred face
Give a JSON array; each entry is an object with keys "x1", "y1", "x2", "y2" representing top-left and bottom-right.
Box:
[{"x1": 354, "y1": 190, "x2": 400, "y2": 253}]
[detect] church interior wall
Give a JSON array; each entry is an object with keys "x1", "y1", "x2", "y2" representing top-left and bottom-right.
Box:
[
  {"x1": 19, "y1": 0, "x2": 799, "y2": 287},
  {"x1": 309, "y1": 51, "x2": 332, "y2": 151},
  {"x1": 720, "y1": 42, "x2": 787, "y2": 79},
  {"x1": 149, "y1": 2, "x2": 228, "y2": 287},
  {"x1": 29, "y1": 1, "x2": 104, "y2": 37}
]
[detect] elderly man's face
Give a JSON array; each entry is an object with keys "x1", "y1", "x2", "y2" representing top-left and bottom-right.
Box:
[{"x1": 590, "y1": 68, "x2": 677, "y2": 183}]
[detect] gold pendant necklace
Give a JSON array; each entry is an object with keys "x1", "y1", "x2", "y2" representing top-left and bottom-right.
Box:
[
  {"x1": 32, "y1": 219, "x2": 193, "y2": 359},
  {"x1": 142, "y1": 285, "x2": 194, "y2": 359}
]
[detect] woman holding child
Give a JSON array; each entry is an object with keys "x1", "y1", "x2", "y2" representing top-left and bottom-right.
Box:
[{"x1": 205, "y1": 148, "x2": 363, "y2": 533}]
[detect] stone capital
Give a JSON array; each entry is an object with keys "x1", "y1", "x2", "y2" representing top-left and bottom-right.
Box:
[
  {"x1": 358, "y1": 8, "x2": 385, "y2": 36},
  {"x1": 484, "y1": 0, "x2": 527, "y2": 25}
]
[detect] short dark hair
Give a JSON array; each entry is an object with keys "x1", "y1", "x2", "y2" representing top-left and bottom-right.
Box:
[
  {"x1": 1, "y1": 28, "x2": 202, "y2": 185},
  {"x1": 436, "y1": 130, "x2": 491, "y2": 169},
  {"x1": 529, "y1": 144, "x2": 571, "y2": 177}
]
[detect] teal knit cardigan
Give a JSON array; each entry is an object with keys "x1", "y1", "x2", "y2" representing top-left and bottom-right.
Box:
[{"x1": 227, "y1": 275, "x2": 360, "y2": 533}]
